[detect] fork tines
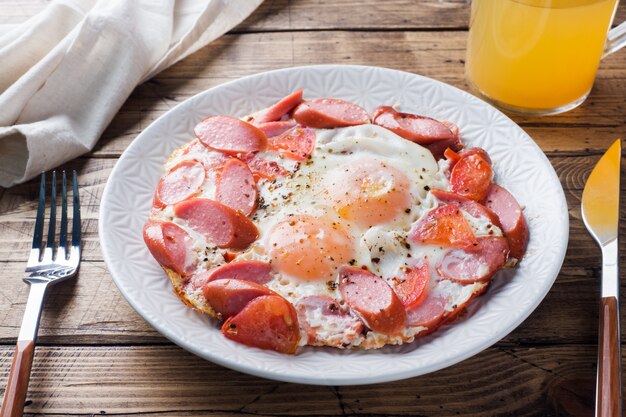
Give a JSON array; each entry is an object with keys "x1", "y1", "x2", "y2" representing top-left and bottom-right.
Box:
[
  {"x1": 31, "y1": 170, "x2": 81, "y2": 264},
  {"x1": 6, "y1": 171, "x2": 81, "y2": 415}
]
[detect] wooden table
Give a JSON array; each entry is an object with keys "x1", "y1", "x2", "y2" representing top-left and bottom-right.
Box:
[{"x1": 1, "y1": 1, "x2": 626, "y2": 415}]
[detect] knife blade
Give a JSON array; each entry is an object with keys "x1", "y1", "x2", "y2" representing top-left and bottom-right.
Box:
[{"x1": 581, "y1": 138, "x2": 622, "y2": 417}]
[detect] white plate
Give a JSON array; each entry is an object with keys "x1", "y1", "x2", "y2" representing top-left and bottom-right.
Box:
[{"x1": 99, "y1": 65, "x2": 568, "y2": 385}]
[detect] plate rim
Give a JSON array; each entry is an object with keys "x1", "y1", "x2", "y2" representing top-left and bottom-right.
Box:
[{"x1": 99, "y1": 64, "x2": 569, "y2": 385}]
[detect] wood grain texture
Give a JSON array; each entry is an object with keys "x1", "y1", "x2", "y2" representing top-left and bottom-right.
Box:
[
  {"x1": 3, "y1": 0, "x2": 626, "y2": 32},
  {"x1": 597, "y1": 296, "x2": 622, "y2": 417},
  {"x1": 241, "y1": 0, "x2": 470, "y2": 31},
  {"x1": 0, "y1": 340, "x2": 34, "y2": 417},
  {"x1": 1, "y1": 0, "x2": 626, "y2": 415},
  {"x1": 0, "y1": 0, "x2": 469, "y2": 30},
  {"x1": 89, "y1": 30, "x2": 625, "y2": 159},
  {"x1": 149, "y1": 30, "x2": 626, "y2": 121},
  {"x1": 0, "y1": 344, "x2": 616, "y2": 416},
  {"x1": 0, "y1": 261, "x2": 162, "y2": 345},
  {"x1": 242, "y1": 0, "x2": 626, "y2": 32}
]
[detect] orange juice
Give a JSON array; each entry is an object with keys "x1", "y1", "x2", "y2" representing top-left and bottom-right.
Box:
[{"x1": 466, "y1": 0, "x2": 618, "y2": 114}]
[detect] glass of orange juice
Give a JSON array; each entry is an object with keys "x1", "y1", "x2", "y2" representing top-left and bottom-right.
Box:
[{"x1": 466, "y1": 0, "x2": 626, "y2": 116}]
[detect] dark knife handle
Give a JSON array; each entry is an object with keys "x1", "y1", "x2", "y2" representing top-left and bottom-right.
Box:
[{"x1": 597, "y1": 296, "x2": 622, "y2": 417}]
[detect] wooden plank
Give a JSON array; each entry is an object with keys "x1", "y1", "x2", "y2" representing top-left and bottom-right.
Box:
[
  {"x1": 0, "y1": 158, "x2": 110, "y2": 263},
  {"x1": 239, "y1": 0, "x2": 626, "y2": 32},
  {"x1": 0, "y1": 261, "x2": 163, "y2": 344},
  {"x1": 0, "y1": 0, "x2": 470, "y2": 31},
  {"x1": 0, "y1": 0, "x2": 459, "y2": 30},
  {"x1": 90, "y1": 30, "x2": 625, "y2": 157},
  {"x1": 0, "y1": 344, "x2": 611, "y2": 416},
  {"x1": 3, "y1": 0, "x2": 625, "y2": 33},
  {"x1": 239, "y1": 0, "x2": 470, "y2": 32},
  {"x1": 522, "y1": 126, "x2": 624, "y2": 155},
  {"x1": 152, "y1": 30, "x2": 626, "y2": 88}
]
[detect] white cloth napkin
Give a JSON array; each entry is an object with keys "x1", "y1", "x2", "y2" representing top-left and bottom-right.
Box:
[{"x1": 0, "y1": 0, "x2": 263, "y2": 187}]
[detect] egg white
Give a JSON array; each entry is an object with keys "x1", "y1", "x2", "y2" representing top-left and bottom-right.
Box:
[{"x1": 158, "y1": 123, "x2": 502, "y2": 348}]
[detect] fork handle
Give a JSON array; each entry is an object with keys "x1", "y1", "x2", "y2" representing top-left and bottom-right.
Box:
[
  {"x1": 0, "y1": 341, "x2": 35, "y2": 417},
  {"x1": 1, "y1": 282, "x2": 47, "y2": 417}
]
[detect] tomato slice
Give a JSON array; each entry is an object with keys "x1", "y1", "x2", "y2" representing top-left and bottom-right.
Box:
[
  {"x1": 409, "y1": 205, "x2": 477, "y2": 248},
  {"x1": 393, "y1": 263, "x2": 430, "y2": 309},
  {"x1": 268, "y1": 126, "x2": 316, "y2": 161},
  {"x1": 244, "y1": 156, "x2": 289, "y2": 182},
  {"x1": 222, "y1": 295, "x2": 300, "y2": 354},
  {"x1": 443, "y1": 147, "x2": 461, "y2": 164},
  {"x1": 460, "y1": 147, "x2": 492, "y2": 165},
  {"x1": 430, "y1": 189, "x2": 501, "y2": 226},
  {"x1": 449, "y1": 154, "x2": 493, "y2": 202}
]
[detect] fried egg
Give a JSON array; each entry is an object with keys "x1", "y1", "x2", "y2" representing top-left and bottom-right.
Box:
[
  {"x1": 148, "y1": 121, "x2": 505, "y2": 350},
  {"x1": 142, "y1": 88, "x2": 533, "y2": 355}
]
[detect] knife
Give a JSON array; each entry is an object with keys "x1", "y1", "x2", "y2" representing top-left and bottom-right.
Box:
[{"x1": 582, "y1": 138, "x2": 622, "y2": 417}]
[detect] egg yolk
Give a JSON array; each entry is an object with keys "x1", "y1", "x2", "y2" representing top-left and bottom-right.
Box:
[
  {"x1": 267, "y1": 215, "x2": 354, "y2": 281},
  {"x1": 323, "y1": 159, "x2": 411, "y2": 227}
]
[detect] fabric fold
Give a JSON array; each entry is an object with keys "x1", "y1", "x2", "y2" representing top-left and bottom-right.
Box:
[{"x1": 0, "y1": 0, "x2": 263, "y2": 187}]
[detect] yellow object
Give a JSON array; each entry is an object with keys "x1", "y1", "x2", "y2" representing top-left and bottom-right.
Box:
[
  {"x1": 582, "y1": 139, "x2": 621, "y2": 245},
  {"x1": 466, "y1": 0, "x2": 618, "y2": 113}
]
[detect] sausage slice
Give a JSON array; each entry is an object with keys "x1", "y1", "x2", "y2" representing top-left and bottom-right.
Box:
[
  {"x1": 195, "y1": 116, "x2": 267, "y2": 155},
  {"x1": 252, "y1": 90, "x2": 303, "y2": 124},
  {"x1": 371, "y1": 106, "x2": 455, "y2": 144},
  {"x1": 293, "y1": 98, "x2": 369, "y2": 128},
  {"x1": 205, "y1": 260, "x2": 273, "y2": 285},
  {"x1": 154, "y1": 160, "x2": 206, "y2": 208},
  {"x1": 430, "y1": 189, "x2": 501, "y2": 226},
  {"x1": 174, "y1": 198, "x2": 258, "y2": 249},
  {"x1": 215, "y1": 158, "x2": 258, "y2": 216},
  {"x1": 437, "y1": 236, "x2": 510, "y2": 284},
  {"x1": 406, "y1": 294, "x2": 447, "y2": 329},
  {"x1": 338, "y1": 266, "x2": 406, "y2": 335},
  {"x1": 483, "y1": 184, "x2": 529, "y2": 260},
  {"x1": 143, "y1": 220, "x2": 196, "y2": 276},
  {"x1": 256, "y1": 120, "x2": 297, "y2": 138},
  {"x1": 203, "y1": 278, "x2": 275, "y2": 319}
]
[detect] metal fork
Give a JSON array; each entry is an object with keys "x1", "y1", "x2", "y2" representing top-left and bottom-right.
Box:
[{"x1": 0, "y1": 171, "x2": 81, "y2": 417}]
